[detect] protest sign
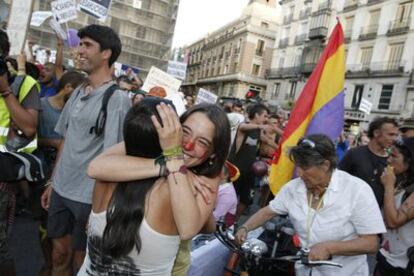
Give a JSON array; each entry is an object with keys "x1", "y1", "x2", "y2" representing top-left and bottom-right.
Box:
[
  {"x1": 51, "y1": 0, "x2": 77, "y2": 23},
  {"x1": 195, "y1": 88, "x2": 218, "y2": 105},
  {"x1": 30, "y1": 11, "x2": 53, "y2": 27},
  {"x1": 49, "y1": 18, "x2": 68, "y2": 40},
  {"x1": 359, "y1": 98, "x2": 373, "y2": 115},
  {"x1": 142, "y1": 66, "x2": 182, "y2": 96},
  {"x1": 6, "y1": 0, "x2": 34, "y2": 56},
  {"x1": 166, "y1": 93, "x2": 186, "y2": 116},
  {"x1": 167, "y1": 60, "x2": 187, "y2": 80},
  {"x1": 79, "y1": 0, "x2": 112, "y2": 22}
]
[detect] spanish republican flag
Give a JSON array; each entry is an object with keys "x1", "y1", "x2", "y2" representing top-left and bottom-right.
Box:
[{"x1": 269, "y1": 22, "x2": 345, "y2": 195}]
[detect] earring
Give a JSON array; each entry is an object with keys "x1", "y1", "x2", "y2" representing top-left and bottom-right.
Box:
[{"x1": 209, "y1": 158, "x2": 214, "y2": 166}]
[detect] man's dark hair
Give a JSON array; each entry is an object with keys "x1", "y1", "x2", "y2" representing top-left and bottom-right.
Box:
[
  {"x1": 232, "y1": 101, "x2": 243, "y2": 109},
  {"x1": 0, "y1": 29, "x2": 10, "y2": 56},
  {"x1": 78, "y1": 24, "x2": 122, "y2": 67},
  {"x1": 56, "y1": 71, "x2": 86, "y2": 92},
  {"x1": 367, "y1": 117, "x2": 398, "y2": 139},
  {"x1": 248, "y1": 103, "x2": 270, "y2": 120},
  {"x1": 289, "y1": 134, "x2": 337, "y2": 171}
]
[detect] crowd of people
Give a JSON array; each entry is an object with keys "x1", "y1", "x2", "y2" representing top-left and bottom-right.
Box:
[{"x1": 0, "y1": 23, "x2": 413, "y2": 276}]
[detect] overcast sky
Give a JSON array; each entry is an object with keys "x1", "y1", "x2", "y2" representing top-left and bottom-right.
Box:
[{"x1": 172, "y1": 0, "x2": 249, "y2": 48}]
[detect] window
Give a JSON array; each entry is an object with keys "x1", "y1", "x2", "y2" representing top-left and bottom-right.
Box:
[
  {"x1": 261, "y1": 22, "x2": 269, "y2": 29},
  {"x1": 351, "y1": 85, "x2": 364, "y2": 109},
  {"x1": 136, "y1": 25, "x2": 146, "y2": 39},
  {"x1": 395, "y1": 1, "x2": 412, "y2": 23},
  {"x1": 388, "y1": 43, "x2": 404, "y2": 70},
  {"x1": 378, "y1": 85, "x2": 393, "y2": 110},
  {"x1": 256, "y1": 40, "x2": 265, "y2": 56},
  {"x1": 289, "y1": 81, "x2": 297, "y2": 100},
  {"x1": 272, "y1": 83, "x2": 281, "y2": 99},
  {"x1": 368, "y1": 9, "x2": 380, "y2": 26},
  {"x1": 252, "y1": 64, "x2": 261, "y2": 76},
  {"x1": 360, "y1": 47, "x2": 373, "y2": 69}
]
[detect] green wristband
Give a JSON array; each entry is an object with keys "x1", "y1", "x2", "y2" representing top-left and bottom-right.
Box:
[{"x1": 163, "y1": 146, "x2": 183, "y2": 157}]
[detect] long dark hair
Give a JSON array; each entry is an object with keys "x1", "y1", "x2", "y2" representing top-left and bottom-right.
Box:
[
  {"x1": 180, "y1": 103, "x2": 231, "y2": 177},
  {"x1": 394, "y1": 142, "x2": 414, "y2": 189},
  {"x1": 102, "y1": 97, "x2": 170, "y2": 258}
]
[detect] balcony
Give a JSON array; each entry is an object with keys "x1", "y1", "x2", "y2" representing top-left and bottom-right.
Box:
[
  {"x1": 295, "y1": 34, "x2": 307, "y2": 45},
  {"x1": 283, "y1": 14, "x2": 293, "y2": 25},
  {"x1": 299, "y1": 8, "x2": 311, "y2": 20},
  {"x1": 343, "y1": 0, "x2": 358, "y2": 12},
  {"x1": 387, "y1": 19, "x2": 411, "y2": 36},
  {"x1": 279, "y1": 0, "x2": 294, "y2": 4},
  {"x1": 308, "y1": 27, "x2": 328, "y2": 39},
  {"x1": 367, "y1": 0, "x2": 382, "y2": 5},
  {"x1": 279, "y1": 38, "x2": 289, "y2": 48},
  {"x1": 317, "y1": 1, "x2": 331, "y2": 11},
  {"x1": 358, "y1": 24, "x2": 378, "y2": 41},
  {"x1": 346, "y1": 64, "x2": 371, "y2": 78},
  {"x1": 266, "y1": 67, "x2": 301, "y2": 79},
  {"x1": 300, "y1": 62, "x2": 318, "y2": 74},
  {"x1": 371, "y1": 61, "x2": 405, "y2": 73}
]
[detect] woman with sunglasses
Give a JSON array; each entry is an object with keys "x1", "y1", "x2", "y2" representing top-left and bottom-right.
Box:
[
  {"x1": 376, "y1": 138, "x2": 414, "y2": 275},
  {"x1": 235, "y1": 134, "x2": 386, "y2": 276}
]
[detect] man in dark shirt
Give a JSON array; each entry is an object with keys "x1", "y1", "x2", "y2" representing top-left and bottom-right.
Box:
[
  {"x1": 339, "y1": 117, "x2": 399, "y2": 207},
  {"x1": 229, "y1": 103, "x2": 270, "y2": 218}
]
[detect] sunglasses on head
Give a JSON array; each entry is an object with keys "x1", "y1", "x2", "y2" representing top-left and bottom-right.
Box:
[{"x1": 297, "y1": 138, "x2": 316, "y2": 149}]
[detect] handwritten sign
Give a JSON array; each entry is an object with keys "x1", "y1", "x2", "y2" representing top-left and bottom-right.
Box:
[
  {"x1": 30, "y1": 11, "x2": 53, "y2": 27},
  {"x1": 195, "y1": 88, "x2": 218, "y2": 104},
  {"x1": 79, "y1": 0, "x2": 112, "y2": 22},
  {"x1": 167, "y1": 60, "x2": 187, "y2": 80},
  {"x1": 6, "y1": 0, "x2": 34, "y2": 56},
  {"x1": 51, "y1": 0, "x2": 77, "y2": 24},
  {"x1": 142, "y1": 66, "x2": 182, "y2": 96}
]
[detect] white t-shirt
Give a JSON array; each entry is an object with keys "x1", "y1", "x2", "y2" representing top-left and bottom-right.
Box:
[
  {"x1": 380, "y1": 190, "x2": 414, "y2": 268},
  {"x1": 269, "y1": 169, "x2": 386, "y2": 276}
]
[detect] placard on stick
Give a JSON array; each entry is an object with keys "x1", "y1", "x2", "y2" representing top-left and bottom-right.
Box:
[{"x1": 6, "y1": 0, "x2": 35, "y2": 56}]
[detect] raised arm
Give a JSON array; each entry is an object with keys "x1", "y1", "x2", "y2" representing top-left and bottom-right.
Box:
[
  {"x1": 54, "y1": 37, "x2": 64, "y2": 79},
  {"x1": 87, "y1": 142, "x2": 159, "y2": 182},
  {"x1": 381, "y1": 166, "x2": 414, "y2": 228},
  {"x1": 152, "y1": 103, "x2": 218, "y2": 239}
]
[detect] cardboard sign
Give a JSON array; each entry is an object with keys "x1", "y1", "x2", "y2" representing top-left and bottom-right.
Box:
[
  {"x1": 51, "y1": 0, "x2": 77, "y2": 23},
  {"x1": 79, "y1": 0, "x2": 112, "y2": 22},
  {"x1": 167, "y1": 60, "x2": 187, "y2": 80},
  {"x1": 359, "y1": 98, "x2": 373, "y2": 115},
  {"x1": 195, "y1": 88, "x2": 218, "y2": 105},
  {"x1": 142, "y1": 66, "x2": 182, "y2": 96},
  {"x1": 49, "y1": 18, "x2": 68, "y2": 40},
  {"x1": 6, "y1": 0, "x2": 34, "y2": 56},
  {"x1": 30, "y1": 11, "x2": 53, "y2": 27}
]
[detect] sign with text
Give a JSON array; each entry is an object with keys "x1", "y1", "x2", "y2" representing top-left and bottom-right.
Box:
[
  {"x1": 167, "y1": 60, "x2": 187, "y2": 80},
  {"x1": 6, "y1": 0, "x2": 34, "y2": 56},
  {"x1": 195, "y1": 88, "x2": 218, "y2": 105},
  {"x1": 142, "y1": 66, "x2": 182, "y2": 96},
  {"x1": 79, "y1": 0, "x2": 112, "y2": 22},
  {"x1": 49, "y1": 18, "x2": 67, "y2": 40},
  {"x1": 30, "y1": 11, "x2": 53, "y2": 27},
  {"x1": 51, "y1": 0, "x2": 77, "y2": 23},
  {"x1": 359, "y1": 98, "x2": 373, "y2": 115}
]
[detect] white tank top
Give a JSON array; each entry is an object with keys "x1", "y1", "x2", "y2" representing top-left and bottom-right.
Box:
[
  {"x1": 380, "y1": 190, "x2": 414, "y2": 268},
  {"x1": 78, "y1": 210, "x2": 180, "y2": 276}
]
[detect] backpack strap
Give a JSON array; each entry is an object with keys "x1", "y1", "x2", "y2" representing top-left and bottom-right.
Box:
[{"x1": 90, "y1": 84, "x2": 119, "y2": 136}]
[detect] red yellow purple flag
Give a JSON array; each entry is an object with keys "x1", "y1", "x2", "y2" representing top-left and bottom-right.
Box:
[{"x1": 269, "y1": 22, "x2": 345, "y2": 195}]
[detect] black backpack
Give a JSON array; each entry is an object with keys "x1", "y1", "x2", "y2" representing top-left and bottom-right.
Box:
[{"x1": 89, "y1": 84, "x2": 119, "y2": 136}]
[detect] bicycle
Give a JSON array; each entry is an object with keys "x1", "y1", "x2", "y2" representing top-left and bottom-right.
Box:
[{"x1": 215, "y1": 217, "x2": 342, "y2": 276}]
